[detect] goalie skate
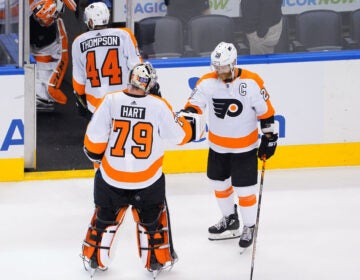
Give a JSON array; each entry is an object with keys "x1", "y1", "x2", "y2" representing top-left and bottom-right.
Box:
[
  {"x1": 80, "y1": 252, "x2": 108, "y2": 279},
  {"x1": 149, "y1": 251, "x2": 178, "y2": 279},
  {"x1": 208, "y1": 205, "x2": 240, "y2": 241}
]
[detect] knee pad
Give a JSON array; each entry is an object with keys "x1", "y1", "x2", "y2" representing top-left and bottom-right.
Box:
[
  {"x1": 82, "y1": 206, "x2": 128, "y2": 269},
  {"x1": 131, "y1": 204, "x2": 177, "y2": 272}
]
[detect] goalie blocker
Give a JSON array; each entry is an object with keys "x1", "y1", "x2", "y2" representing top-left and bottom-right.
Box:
[{"x1": 177, "y1": 111, "x2": 206, "y2": 141}]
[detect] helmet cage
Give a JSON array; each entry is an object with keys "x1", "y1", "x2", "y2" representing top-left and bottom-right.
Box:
[{"x1": 129, "y1": 63, "x2": 157, "y2": 93}]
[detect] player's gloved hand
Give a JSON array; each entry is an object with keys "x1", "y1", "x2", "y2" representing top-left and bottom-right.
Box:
[
  {"x1": 177, "y1": 111, "x2": 206, "y2": 142},
  {"x1": 149, "y1": 82, "x2": 161, "y2": 97},
  {"x1": 258, "y1": 133, "x2": 278, "y2": 160},
  {"x1": 74, "y1": 91, "x2": 92, "y2": 121}
]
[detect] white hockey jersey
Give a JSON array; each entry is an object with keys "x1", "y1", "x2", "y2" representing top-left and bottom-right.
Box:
[
  {"x1": 84, "y1": 91, "x2": 192, "y2": 189},
  {"x1": 72, "y1": 28, "x2": 142, "y2": 112},
  {"x1": 185, "y1": 68, "x2": 275, "y2": 154}
]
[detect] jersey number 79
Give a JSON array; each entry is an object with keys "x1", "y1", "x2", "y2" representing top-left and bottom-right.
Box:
[{"x1": 111, "y1": 119, "x2": 153, "y2": 159}]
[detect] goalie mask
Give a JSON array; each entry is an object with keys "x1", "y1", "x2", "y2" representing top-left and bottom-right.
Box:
[
  {"x1": 31, "y1": 0, "x2": 59, "y2": 27},
  {"x1": 83, "y1": 2, "x2": 110, "y2": 30},
  {"x1": 211, "y1": 42, "x2": 237, "y2": 77},
  {"x1": 129, "y1": 63, "x2": 157, "y2": 93}
]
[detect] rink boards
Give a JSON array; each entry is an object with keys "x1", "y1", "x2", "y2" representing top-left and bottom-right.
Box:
[{"x1": 1, "y1": 51, "x2": 360, "y2": 181}]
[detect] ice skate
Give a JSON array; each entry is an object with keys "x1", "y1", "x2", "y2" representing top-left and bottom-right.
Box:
[
  {"x1": 148, "y1": 250, "x2": 178, "y2": 279},
  {"x1": 148, "y1": 253, "x2": 164, "y2": 279},
  {"x1": 81, "y1": 252, "x2": 108, "y2": 279},
  {"x1": 208, "y1": 204, "x2": 240, "y2": 240},
  {"x1": 239, "y1": 225, "x2": 255, "y2": 254}
]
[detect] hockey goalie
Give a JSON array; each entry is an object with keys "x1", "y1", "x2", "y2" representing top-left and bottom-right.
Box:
[{"x1": 29, "y1": 0, "x2": 76, "y2": 111}]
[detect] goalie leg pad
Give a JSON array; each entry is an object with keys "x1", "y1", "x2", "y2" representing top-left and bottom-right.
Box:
[
  {"x1": 63, "y1": 0, "x2": 77, "y2": 11},
  {"x1": 131, "y1": 204, "x2": 176, "y2": 271},
  {"x1": 47, "y1": 18, "x2": 69, "y2": 104},
  {"x1": 82, "y1": 206, "x2": 128, "y2": 269}
]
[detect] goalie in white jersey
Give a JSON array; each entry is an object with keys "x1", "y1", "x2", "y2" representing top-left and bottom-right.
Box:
[
  {"x1": 80, "y1": 62, "x2": 205, "y2": 278},
  {"x1": 72, "y1": 2, "x2": 143, "y2": 119},
  {"x1": 182, "y1": 42, "x2": 278, "y2": 250}
]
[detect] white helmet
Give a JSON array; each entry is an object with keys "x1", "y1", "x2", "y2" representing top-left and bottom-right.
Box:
[
  {"x1": 129, "y1": 63, "x2": 157, "y2": 93},
  {"x1": 211, "y1": 42, "x2": 237, "y2": 73},
  {"x1": 83, "y1": 2, "x2": 110, "y2": 30}
]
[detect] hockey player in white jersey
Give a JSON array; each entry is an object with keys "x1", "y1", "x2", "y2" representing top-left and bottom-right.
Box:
[
  {"x1": 30, "y1": 0, "x2": 76, "y2": 111},
  {"x1": 80, "y1": 62, "x2": 205, "y2": 278},
  {"x1": 72, "y1": 2, "x2": 143, "y2": 119},
  {"x1": 181, "y1": 42, "x2": 278, "y2": 250}
]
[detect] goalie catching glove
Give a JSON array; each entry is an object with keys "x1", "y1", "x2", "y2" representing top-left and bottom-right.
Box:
[
  {"x1": 258, "y1": 133, "x2": 278, "y2": 160},
  {"x1": 177, "y1": 111, "x2": 206, "y2": 142}
]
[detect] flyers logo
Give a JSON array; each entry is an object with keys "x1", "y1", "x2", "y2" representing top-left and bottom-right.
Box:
[{"x1": 212, "y1": 99, "x2": 243, "y2": 119}]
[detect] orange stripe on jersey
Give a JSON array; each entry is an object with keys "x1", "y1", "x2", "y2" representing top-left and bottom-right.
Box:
[
  {"x1": 84, "y1": 134, "x2": 107, "y2": 154},
  {"x1": 215, "y1": 186, "x2": 234, "y2": 198},
  {"x1": 72, "y1": 78, "x2": 85, "y2": 95},
  {"x1": 177, "y1": 116, "x2": 193, "y2": 145},
  {"x1": 258, "y1": 99, "x2": 275, "y2": 119},
  {"x1": 184, "y1": 102, "x2": 203, "y2": 114},
  {"x1": 156, "y1": 97, "x2": 193, "y2": 145},
  {"x1": 101, "y1": 155, "x2": 164, "y2": 183},
  {"x1": 86, "y1": 94, "x2": 103, "y2": 110},
  {"x1": 240, "y1": 69, "x2": 264, "y2": 87},
  {"x1": 238, "y1": 194, "x2": 257, "y2": 207},
  {"x1": 196, "y1": 72, "x2": 218, "y2": 86},
  {"x1": 121, "y1": 27, "x2": 143, "y2": 62},
  {"x1": 33, "y1": 55, "x2": 55, "y2": 63},
  {"x1": 208, "y1": 128, "x2": 258, "y2": 149}
]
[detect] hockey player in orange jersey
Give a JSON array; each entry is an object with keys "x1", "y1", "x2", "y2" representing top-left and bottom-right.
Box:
[
  {"x1": 72, "y1": 2, "x2": 143, "y2": 120},
  {"x1": 181, "y1": 42, "x2": 278, "y2": 251},
  {"x1": 80, "y1": 62, "x2": 205, "y2": 278},
  {"x1": 30, "y1": 0, "x2": 76, "y2": 111}
]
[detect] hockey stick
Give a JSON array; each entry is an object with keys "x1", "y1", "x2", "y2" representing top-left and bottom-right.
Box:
[{"x1": 250, "y1": 157, "x2": 266, "y2": 280}]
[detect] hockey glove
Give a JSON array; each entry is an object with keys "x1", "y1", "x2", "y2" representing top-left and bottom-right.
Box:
[
  {"x1": 177, "y1": 111, "x2": 206, "y2": 142},
  {"x1": 74, "y1": 91, "x2": 92, "y2": 121},
  {"x1": 149, "y1": 82, "x2": 162, "y2": 97},
  {"x1": 258, "y1": 133, "x2": 278, "y2": 160}
]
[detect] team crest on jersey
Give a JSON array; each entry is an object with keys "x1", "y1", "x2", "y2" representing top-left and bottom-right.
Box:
[
  {"x1": 121, "y1": 105, "x2": 146, "y2": 119},
  {"x1": 212, "y1": 98, "x2": 243, "y2": 119}
]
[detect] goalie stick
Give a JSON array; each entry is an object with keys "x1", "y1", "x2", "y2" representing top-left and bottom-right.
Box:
[{"x1": 250, "y1": 157, "x2": 266, "y2": 280}]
